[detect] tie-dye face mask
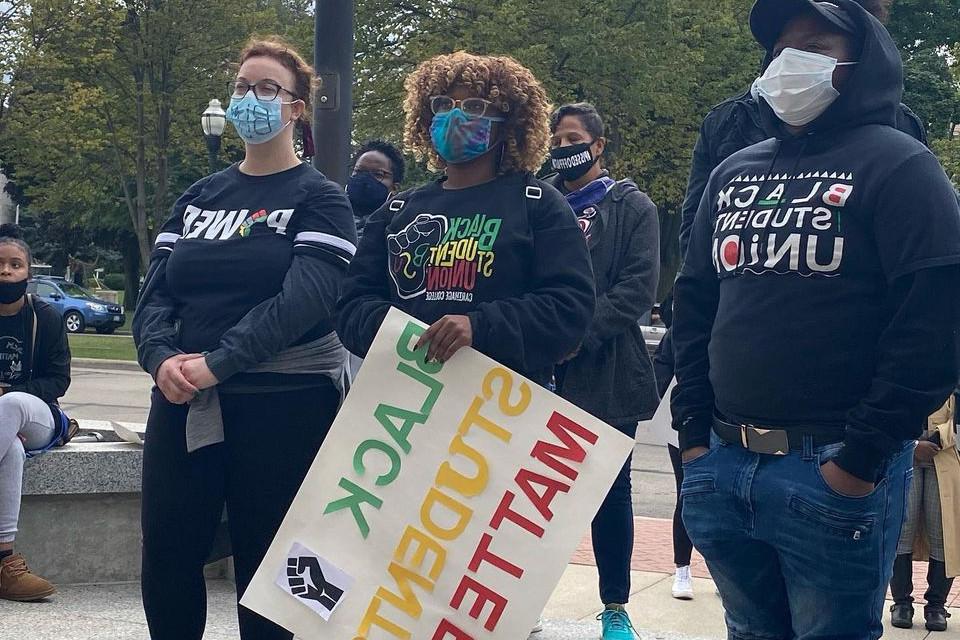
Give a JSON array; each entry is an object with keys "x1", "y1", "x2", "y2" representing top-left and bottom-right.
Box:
[{"x1": 429, "y1": 108, "x2": 504, "y2": 164}]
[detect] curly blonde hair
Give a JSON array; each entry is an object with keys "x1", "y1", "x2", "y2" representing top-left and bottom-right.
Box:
[{"x1": 403, "y1": 51, "x2": 553, "y2": 174}]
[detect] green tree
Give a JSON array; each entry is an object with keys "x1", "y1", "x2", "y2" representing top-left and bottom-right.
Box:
[{"x1": 0, "y1": 0, "x2": 306, "y2": 306}]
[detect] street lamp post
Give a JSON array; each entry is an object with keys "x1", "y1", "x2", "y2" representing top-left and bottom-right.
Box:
[
  {"x1": 201, "y1": 98, "x2": 226, "y2": 174},
  {"x1": 314, "y1": 0, "x2": 354, "y2": 186}
]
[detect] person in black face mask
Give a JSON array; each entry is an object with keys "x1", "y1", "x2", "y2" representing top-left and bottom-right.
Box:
[
  {"x1": 546, "y1": 102, "x2": 661, "y2": 640},
  {"x1": 0, "y1": 224, "x2": 71, "y2": 603},
  {"x1": 346, "y1": 140, "x2": 405, "y2": 240}
]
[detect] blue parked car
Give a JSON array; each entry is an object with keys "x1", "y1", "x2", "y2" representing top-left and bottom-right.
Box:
[{"x1": 27, "y1": 276, "x2": 126, "y2": 334}]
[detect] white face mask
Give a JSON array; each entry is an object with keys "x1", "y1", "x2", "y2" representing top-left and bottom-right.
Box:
[{"x1": 755, "y1": 47, "x2": 858, "y2": 127}]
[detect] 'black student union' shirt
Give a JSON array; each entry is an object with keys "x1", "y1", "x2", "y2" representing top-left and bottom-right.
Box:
[{"x1": 338, "y1": 172, "x2": 596, "y2": 383}]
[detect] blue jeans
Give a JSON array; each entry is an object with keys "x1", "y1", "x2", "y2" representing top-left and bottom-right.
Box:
[{"x1": 681, "y1": 432, "x2": 914, "y2": 640}]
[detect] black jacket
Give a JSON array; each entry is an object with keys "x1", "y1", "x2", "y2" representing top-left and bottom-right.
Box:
[
  {"x1": 679, "y1": 91, "x2": 927, "y2": 259},
  {"x1": 671, "y1": 0, "x2": 960, "y2": 483},
  {"x1": 547, "y1": 175, "x2": 661, "y2": 424},
  {"x1": 11, "y1": 296, "x2": 71, "y2": 428},
  {"x1": 16, "y1": 296, "x2": 71, "y2": 403}
]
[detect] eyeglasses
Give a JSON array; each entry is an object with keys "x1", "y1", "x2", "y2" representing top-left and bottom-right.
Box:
[
  {"x1": 430, "y1": 96, "x2": 500, "y2": 118},
  {"x1": 353, "y1": 168, "x2": 393, "y2": 181},
  {"x1": 229, "y1": 80, "x2": 298, "y2": 102}
]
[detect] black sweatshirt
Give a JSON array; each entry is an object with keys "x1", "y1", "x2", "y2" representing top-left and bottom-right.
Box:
[
  {"x1": 337, "y1": 172, "x2": 596, "y2": 384},
  {"x1": 6, "y1": 297, "x2": 71, "y2": 404},
  {"x1": 671, "y1": 0, "x2": 960, "y2": 482},
  {"x1": 134, "y1": 163, "x2": 356, "y2": 388},
  {"x1": 679, "y1": 95, "x2": 927, "y2": 260}
]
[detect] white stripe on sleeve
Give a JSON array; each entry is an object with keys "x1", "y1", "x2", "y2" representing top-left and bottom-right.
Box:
[
  {"x1": 155, "y1": 232, "x2": 181, "y2": 245},
  {"x1": 294, "y1": 232, "x2": 357, "y2": 256}
]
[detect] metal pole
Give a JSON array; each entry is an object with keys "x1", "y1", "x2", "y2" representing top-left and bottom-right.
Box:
[
  {"x1": 313, "y1": 0, "x2": 354, "y2": 186},
  {"x1": 205, "y1": 134, "x2": 221, "y2": 174}
]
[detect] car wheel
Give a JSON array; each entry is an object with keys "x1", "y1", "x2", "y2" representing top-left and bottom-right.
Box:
[
  {"x1": 64, "y1": 311, "x2": 85, "y2": 334},
  {"x1": 95, "y1": 326, "x2": 116, "y2": 335}
]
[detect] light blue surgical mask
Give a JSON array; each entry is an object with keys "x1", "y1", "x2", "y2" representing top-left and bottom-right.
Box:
[
  {"x1": 226, "y1": 93, "x2": 292, "y2": 145},
  {"x1": 430, "y1": 108, "x2": 504, "y2": 165}
]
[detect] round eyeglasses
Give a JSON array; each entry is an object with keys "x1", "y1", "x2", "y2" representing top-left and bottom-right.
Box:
[
  {"x1": 430, "y1": 96, "x2": 499, "y2": 118},
  {"x1": 229, "y1": 80, "x2": 298, "y2": 102}
]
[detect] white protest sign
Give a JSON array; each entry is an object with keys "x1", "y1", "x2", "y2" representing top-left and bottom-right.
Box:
[{"x1": 241, "y1": 307, "x2": 635, "y2": 639}]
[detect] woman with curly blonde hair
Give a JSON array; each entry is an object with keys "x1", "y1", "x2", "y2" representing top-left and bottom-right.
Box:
[{"x1": 338, "y1": 51, "x2": 595, "y2": 391}]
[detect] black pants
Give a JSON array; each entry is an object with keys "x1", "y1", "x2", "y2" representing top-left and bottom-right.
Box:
[
  {"x1": 592, "y1": 421, "x2": 637, "y2": 605},
  {"x1": 141, "y1": 384, "x2": 340, "y2": 640},
  {"x1": 668, "y1": 443, "x2": 694, "y2": 567},
  {"x1": 891, "y1": 553, "x2": 956, "y2": 611}
]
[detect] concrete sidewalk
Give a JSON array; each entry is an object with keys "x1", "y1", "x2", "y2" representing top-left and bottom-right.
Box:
[{"x1": 4, "y1": 516, "x2": 959, "y2": 639}]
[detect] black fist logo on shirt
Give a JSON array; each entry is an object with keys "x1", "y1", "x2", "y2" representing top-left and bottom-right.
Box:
[{"x1": 387, "y1": 214, "x2": 447, "y2": 299}]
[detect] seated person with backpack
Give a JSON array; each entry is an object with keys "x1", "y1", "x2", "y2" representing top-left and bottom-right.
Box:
[{"x1": 0, "y1": 224, "x2": 73, "y2": 601}]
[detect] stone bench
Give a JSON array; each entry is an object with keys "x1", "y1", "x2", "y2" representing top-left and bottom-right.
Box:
[{"x1": 18, "y1": 420, "x2": 230, "y2": 585}]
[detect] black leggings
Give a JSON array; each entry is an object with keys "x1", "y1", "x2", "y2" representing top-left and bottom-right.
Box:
[
  {"x1": 140, "y1": 384, "x2": 339, "y2": 640},
  {"x1": 668, "y1": 444, "x2": 694, "y2": 567}
]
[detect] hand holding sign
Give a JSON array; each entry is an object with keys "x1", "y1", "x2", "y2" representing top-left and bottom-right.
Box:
[{"x1": 416, "y1": 314, "x2": 473, "y2": 363}]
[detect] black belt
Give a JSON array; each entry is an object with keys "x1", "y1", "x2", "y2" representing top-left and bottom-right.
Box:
[{"x1": 713, "y1": 416, "x2": 843, "y2": 455}]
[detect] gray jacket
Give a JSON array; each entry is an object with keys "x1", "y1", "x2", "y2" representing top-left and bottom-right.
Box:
[{"x1": 548, "y1": 175, "x2": 661, "y2": 425}]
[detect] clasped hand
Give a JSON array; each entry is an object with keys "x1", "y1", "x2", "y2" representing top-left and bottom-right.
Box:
[{"x1": 156, "y1": 354, "x2": 219, "y2": 404}]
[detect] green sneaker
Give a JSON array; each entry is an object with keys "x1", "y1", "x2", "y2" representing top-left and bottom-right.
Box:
[{"x1": 598, "y1": 605, "x2": 637, "y2": 640}]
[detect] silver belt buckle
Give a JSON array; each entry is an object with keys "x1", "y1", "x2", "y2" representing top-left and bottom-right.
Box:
[{"x1": 741, "y1": 425, "x2": 789, "y2": 456}]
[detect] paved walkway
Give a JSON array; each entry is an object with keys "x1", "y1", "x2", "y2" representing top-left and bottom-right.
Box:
[{"x1": 4, "y1": 515, "x2": 960, "y2": 639}]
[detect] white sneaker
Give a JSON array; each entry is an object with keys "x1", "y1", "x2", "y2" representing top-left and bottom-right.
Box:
[
  {"x1": 529, "y1": 616, "x2": 543, "y2": 634},
  {"x1": 672, "y1": 565, "x2": 694, "y2": 600}
]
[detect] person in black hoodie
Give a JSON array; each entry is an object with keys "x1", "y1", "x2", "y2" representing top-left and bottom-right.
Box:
[
  {"x1": 338, "y1": 52, "x2": 595, "y2": 387},
  {"x1": 544, "y1": 102, "x2": 660, "y2": 638},
  {"x1": 671, "y1": 1, "x2": 960, "y2": 637},
  {"x1": 133, "y1": 38, "x2": 355, "y2": 640},
  {"x1": 678, "y1": 0, "x2": 924, "y2": 259},
  {"x1": 655, "y1": 0, "x2": 926, "y2": 395},
  {"x1": 0, "y1": 225, "x2": 70, "y2": 603}
]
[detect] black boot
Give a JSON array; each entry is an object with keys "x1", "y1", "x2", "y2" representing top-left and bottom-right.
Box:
[
  {"x1": 925, "y1": 560, "x2": 954, "y2": 632},
  {"x1": 891, "y1": 603, "x2": 915, "y2": 629},
  {"x1": 890, "y1": 554, "x2": 915, "y2": 628},
  {"x1": 925, "y1": 608, "x2": 951, "y2": 632}
]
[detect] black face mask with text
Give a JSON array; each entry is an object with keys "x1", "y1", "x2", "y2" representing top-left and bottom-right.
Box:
[
  {"x1": 550, "y1": 142, "x2": 597, "y2": 182},
  {"x1": 0, "y1": 279, "x2": 27, "y2": 305}
]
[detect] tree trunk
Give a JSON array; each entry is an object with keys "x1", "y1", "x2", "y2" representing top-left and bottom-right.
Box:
[
  {"x1": 121, "y1": 232, "x2": 141, "y2": 311},
  {"x1": 134, "y1": 72, "x2": 151, "y2": 268},
  {"x1": 151, "y1": 63, "x2": 171, "y2": 231}
]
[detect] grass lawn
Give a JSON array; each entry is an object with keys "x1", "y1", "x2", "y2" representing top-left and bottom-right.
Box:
[{"x1": 68, "y1": 334, "x2": 138, "y2": 361}]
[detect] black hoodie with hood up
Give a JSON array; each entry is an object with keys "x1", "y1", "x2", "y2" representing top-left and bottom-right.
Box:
[{"x1": 671, "y1": 0, "x2": 960, "y2": 482}]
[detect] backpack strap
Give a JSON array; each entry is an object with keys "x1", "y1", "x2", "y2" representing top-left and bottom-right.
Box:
[
  {"x1": 29, "y1": 294, "x2": 37, "y2": 370},
  {"x1": 24, "y1": 293, "x2": 37, "y2": 382}
]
